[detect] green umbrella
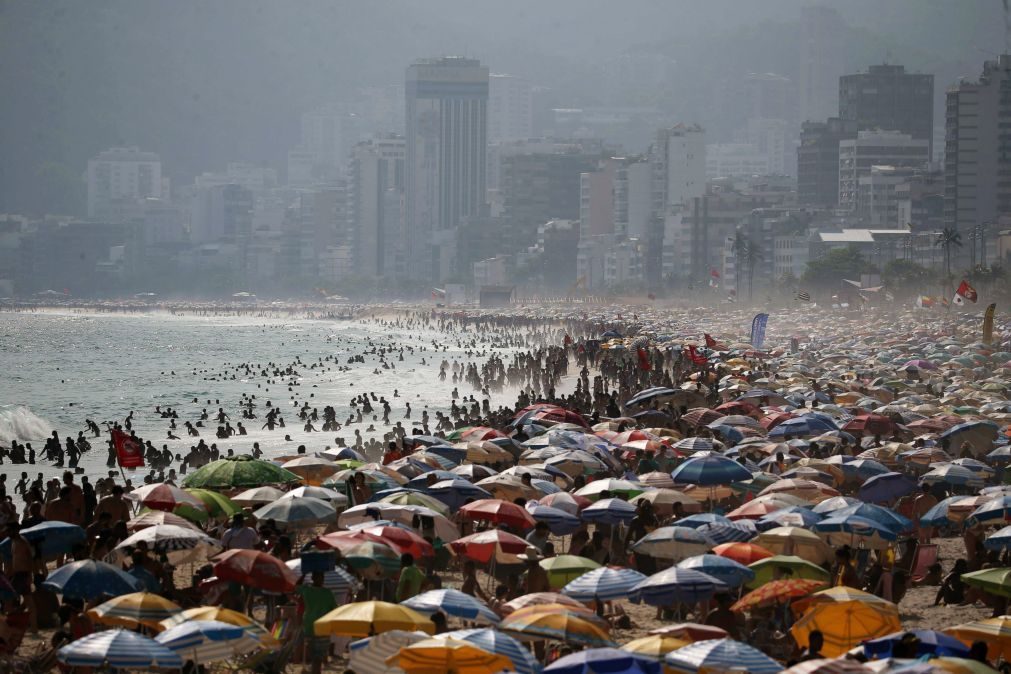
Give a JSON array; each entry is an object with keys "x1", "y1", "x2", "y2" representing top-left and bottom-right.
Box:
[
  {"x1": 181, "y1": 456, "x2": 301, "y2": 489},
  {"x1": 344, "y1": 541, "x2": 401, "y2": 580},
  {"x1": 540, "y1": 555, "x2": 601, "y2": 589},
  {"x1": 444, "y1": 427, "x2": 471, "y2": 442},
  {"x1": 962, "y1": 568, "x2": 1011, "y2": 598},
  {"x1": 185, "y1": 489, "x2": 241, "y2": 518},
  {"x1": 747, "y1": 555, "x2": 831, "y2": 589}
]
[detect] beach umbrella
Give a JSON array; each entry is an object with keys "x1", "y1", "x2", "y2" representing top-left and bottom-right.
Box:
[
  {"x1": 0, "y1": 521, "x2": 85, "y2": 560},
  {"x1": 128, "y1": 482, "x2": 205, "y2": 511},
  {"x1": 759, "y1": 479, "x2": 840, "y2": 504},
  {"x1": 966, "y1": 496, "x2": 1011, "y2": 527},
  {"x1": 769, "y1": 416, "x2": 838, "y2": 438},
  {"x1": 940, "y1": 421, "x2": 999, "y2": 456},
  {"x1": 281, "y1": 485, "x2": 348, "y2": 505},
  {"x1": 182, "y1": 455, "x2": 301, "y2": 488},
  {"x1": 155, "y1": 619, "x2": 261, "y2": 664},
  {"x1": 184, "y1": 489, "x2": 242, "y2": 518},
  {"x1": 671, "y1": 455, "x2": 752, "y2": 486},
  {"x1": 627, "y1": 387, "x2": 679, "y2": 407},
  {"x1": 730, "y1": 578, "x2": 826, "y2": 612},
  {"x1": 841, "y1": 414, "x2": 896, "y2": 437},
  {"x1": 88, "y1": 592, "x2": 183, "y2": 629},
  {"x1": 281, "y1": 456, "x2": 343, "y2": 485},
  {"x1": 57, "y1": 629, "x2": 183, "y2": 669},
  {"x1": 712, "y1": 542, "x2": 774, "y2": 565},
  {"x1": 581, "y1": 498, "x2": 637, "y2": 525},
  {"x1": 857, "y1": 471, "x2": 917, "y2": 504},
  {"x1": 790, "y1": 586, "x2": 895, "y2": 618},
  {"x1": 664, "y1": 638, "x2": 782, "y2": 674},
  {"x1": 946, "y1": 616, "x2": 1011, "y2": 661},
  {"x1": 502, "y1": 592, "x2": 590, "y2": 614},
  {"x1": 451, "y1": 464, "x2": 499, "y2": 481},
  {"x1": 649, "y1": 623, "x2": 728, "y2": 642},
  {"x1": 790, "y1": 599, "x2": 902, "y2": 657},
  {"x1": 424, "y1": 479, "x2": 494, "y2": 509},
  {"x1": 441, "y1": 628, "x2": 540, "y2": 674},
  {"x1": 111, "y1": 524, "x2": 220, "y2": 564},
  {"x1": 574, "y1": 478, "x2": 647, "y2": 501},
  {"x1": 284, "y1": 558, "x2": 361, "y2": 596},
  {"x1": 863, "y1": 629, "x2": 970, "y2": 659},
  {"x1": 475, "y1": 474, "x2": 541, "y2": 501},
  {"x1": 985, "y1": 526, "x2": 1011, "y2": 551},
  {"x1": 754, "y1": 526, "x2": 833, "y2": 564},
  {"x1": 348, "y1": 630, "x2": 429, "y2": 674},
  {"x1": 358, "y1": 524, "x2": 434, "y2": 558},
  {"x1": 758, "y1": 507, "x2": 824, "y2": 531},
  {"x1": 231, "y1": 486, "x2": 287, "y2": 506},
  {"x1": 212, "y1": 549, "x2": 298, "y2": 593},
  {"x1": 545, "y1": 647, "x2": 661, "y2": 674},
  {"x1": 499, "y1": 609, "x2": 615, "y2": 648},
  {"x1": 459, "y1": 499, "x2": 536, "y2": 530},
  {"x1": 676, "y1": 555, "x2": 755, "y2": 588},
  {"x1": 630, "y1": 489, "x2": 700, "y2": 516},
  {"x1": 621, "y1": 635, "x2": 692, "y2": 661},
  {"x1": 693, "y1": 520, "x2": 756, "y2": 544},
  {"x1": 42, "y1": 559, "x2": 143, "y2": 600},
  {"x1": 672, "y1": 437, "x2": 714, "y2": 453},
  {"x1": 449, "y1": 530, "x2": 533, "y2": 564},
  {"x1": 921, "y1": 465, "x2": 985, "y2": 489},
  {"x1": 628, "y1": 568, "x2": 727, "y2": 606},
  {"x1": 344, "y1": 541, "x2": 402, "y2": 579},
  {"x1": 527, "y1": 503, "x2": 582, "y2": 535},
  {"x1": 402, "y1": 588, "x2": 500, "y2": 625},
  {"x1": 747, "y1": 555, "x2": 831, "y2": 588},
  {"x1": 315, "y1": 600, "x2": 435, "y2": 637},
  {"x1": 542, "y1": 555, "x2": 602, "y2": 589},
  {"x1": 631, "y1": 526, "x2": 714, "y2": 561},
  {"x1": 340, "y1": 502, "x2": 458, "y2": 540},
  {"x1": 158, "y1": 606, "x2": 276, "y2": 646},
  {"x1": 253, "y1": 495, "x2": 337, "y2": 528},
  {"x1": 780, "y1": 659, "x2": 873, "y2": 674},
  {"x1": 127, "y1": 510, "x2": 200, "y2": 532},
  {"x1": 961, "y1": 568, "x2": 1011, "y2": 598},
  {"x1": 386, "y1": 637, "x2": 513, "y2": 674},
  {"x1": 811, "y1": 496, "x2": 862, "y2": 515},
  {"x1": 562, "y1": 567, "x2": 648, "y2": 602},
  {"x1": 814, "y1": 515, "x2": 899, "y2": 550},
  {"x1": 831, "y1": 503, "x2": 912, "y2": 534}
]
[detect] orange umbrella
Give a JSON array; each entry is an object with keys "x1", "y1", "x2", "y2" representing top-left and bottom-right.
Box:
[
  {"x1": 459, "y1": 499, "x2": 536, "y2": 531},
  {"x1": 730, "y1": 578, "x2": 826, "y2": 613},
  {"x1": 712, "y1": 542, "x2": 774, "y2": 565},
  {"x1": 448, "y1": 530, "x2": 531, "y2": 564},
  {"x1": 501, "y1": 592, "x2": 588, "y2": 615},
  {"x1": 649, "y1": 623, "x2": 729, "y2": 642}
]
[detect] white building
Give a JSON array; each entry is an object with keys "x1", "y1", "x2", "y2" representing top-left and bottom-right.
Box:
[
  {"x1": 488, "y1": 74, "x2": 533, "y2": 144},
  {"x1": 838, "y1": 130, "x2": 929, "y2": 211},
  {"x1": 771, "y1": 234, "x2": 810, "y2": 281},
  {"x1": 473, "y1": 255, "x2": 510, "y2": 286},
  {"x1": 86, "y1": 147, "x2": 164, "y2": 220},
  {"x1": 654, "y1": 124, "x2": 705, "y2": 212},
  {"x1": 349, "y1": 136, "x2": 405, "y2": 277},
  {"x1": 189, "y1": 184, "x2": 253, "y2": 244},
  {"x1": 856, "y1": 165, "x2": 916, "y2": 228},
  {"x1": 745, "y1": 118, "x2": 791, "y2": 176},
  {"x1": 603, "y1": 238, "x2": 644, "y2": 288},
  {"x1": 195, "y1": 163, "x2": 278, "y2": 196},
  {"x1": 705, "y1": 143, "x2": 770, "y2": 178},
  {"x1": 614, "y1": 159, "x2": 653, "y2": 239}
]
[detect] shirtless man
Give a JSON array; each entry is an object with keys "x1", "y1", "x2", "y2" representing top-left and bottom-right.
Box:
[
  {"x1": 913, "y1": 483, "x2": 938, "y2": 543},
  {"x1": 4, "y1": 522, "x2": 38, "y2": 630},
  {"x1": 94, "y1": 485, "x2": 131, "y2": 524}
]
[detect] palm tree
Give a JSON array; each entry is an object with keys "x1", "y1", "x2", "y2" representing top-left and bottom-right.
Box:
[
  {"x1": 743, "y1": 240, "x2": 762, "y2": 302},
  {"x1": 934, "y1": 227, "x2": 963, "y2": 278},
  {"x1": 731, "y1": 231, "x2": 748, "y2": 299}
]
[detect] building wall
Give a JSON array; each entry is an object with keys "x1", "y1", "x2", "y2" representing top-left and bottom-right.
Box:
[
  {"x1": 86, "y1": 147, "x2": 163, "y2": 220},
  {"x1": 488, "y1": 74, "x2": 533, "y2": 143},
  {"x1": 838, "y1": 130, "x2": 929, "y2": 211},
  {"x1": 839, "y1": 64, "x2": 934, "y2": 156}
]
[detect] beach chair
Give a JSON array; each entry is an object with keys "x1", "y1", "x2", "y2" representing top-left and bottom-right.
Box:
[
  {"x1": 910, "y1": 543, "x2": 938, "y2": 583},
  {"x1": 231, "y1": 618, "x2": 299, "y2": 674}
]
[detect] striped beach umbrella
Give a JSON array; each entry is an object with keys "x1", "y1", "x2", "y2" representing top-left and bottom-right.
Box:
[
  {"x1": 671, "y1": 455, "x2": 752, "y2": 486},
  {"x1": 253, "y1": 496, "x2": 337, "y2": 528},
  {"x1": 155, "y1": 619, "x2": 261, "y2": 664},
  {"x1": 561, "y1": 567, "x2": 648, "y2": 602},
  {"x1": 631, "y1": 526, "x2": 714, "y2": 561},
  {"x1": 386, "y1": 637, "x2": 512, "y2": 673},
  {"x1": 112, "y1": 524, "x2": 220, "y2": 564},
  {"x1": 57, "y1": 629, "x2": 183, "y2": 669},
  {"x1": 285, "y1": 558, "x2": 361, "y2": 596},
  {"x1": 527, "y1": 503, "x2": 582, "y2": 535},
  {"x1": 158, "y1": 606, "x2": 276, "y2": 646},
  {"x1": 664, "y1": 638, "x2": 782, "y2": 674},
  {"x1": 499, "y1": 609, "x2": 615, "y2": 648},
  {"x1": 441, "y1": 628, "x2": 541, "y2": 674},
  {"x1": 730, "y1": 578, "x2": 826, "y2": 613},
  {"x1": 349, "y1": 630, "x2": 428, "y2": 674},
  {"x1": 676, "y1": 555, "x2": 755, "y2": 589},
  {"x1": 402, "y1": 589, "x2": 500, "y2": 625},
  {"x1": 580, "y1": 498, "x2": 637, "y2": 525},
  {"x1": 628, "y1": 568, "x2": 727, "y2": 607},
  {"x1": 545, "y1": 647, "x2": 662, "y2": 674}
]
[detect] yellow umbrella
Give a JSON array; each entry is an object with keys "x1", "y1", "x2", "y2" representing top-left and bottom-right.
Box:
[
  {"x1": 158, "y1": 605, "x2": 277, "y2": 646},
  {"x1": 621, "y1": 634, "x2": 691, "y2": 660},
  {"x1": 386, "y1": 638, "x2": 513, "y2": 674},
  {"x1": 946, "y1": 615, "x2": 1011, "y2": 662},
  {"x1": 314, "y1": 601, "x2": 435, "y2": 638},
  {"x1": 790, "y1": 586, "x2": 893, "y2": 618},
  {"x1": 499, "y1": 609, "x2": 615, "y2": 648},
  {"x1": 86, "y1": 592, "x2": 182, "y2": 629},
  {"x1": 790, "y1": 599, "x2": 901, "y2": 657}
]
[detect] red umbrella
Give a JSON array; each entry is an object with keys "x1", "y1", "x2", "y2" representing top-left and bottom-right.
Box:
[
  {"x1": 358, "y1": 524, "x2": 434, "y2": 558},
  {"x1": 681, "y1": 408, "x2": 726, "y2": 428},
  {"x1": 761, "y1": 411, "x2": 797, "y2": 430},
  {"x1": 649, "y1": 622, "x2": 729, "y2": 641},
  {"x1": 605, "y1": 430, "x2": 658, "y2": 445},
  {"x1": 841, "y1": 414, "x2": 896, "y2": 437},
  {"x1": 212, "y1": 550, "x2": 298, "y2": 593},
  {"x1": 712, "y1": 542, "x2": 775, "y2": 565},
  {"x1": 906, "y1": 418, "x2": 954, "y2": 432},
  {"x1": 715, "y1": 401, "x2": 761, "y2": 417},
  {"x1": 316, "y1": 530, "x2": 384, "y2": 554},
  {"x1": 448, "y1": 530, "x2": 531, "y2": 564},
  {"x1": 460, "y1": 427, "x2": 506, "y2": 442},
  {"x1": 540, "y1": 492, "x2": 592, "y2": 513},
  {"x1": 459, "y1": 499, "x2": 536, "y2": 531}
]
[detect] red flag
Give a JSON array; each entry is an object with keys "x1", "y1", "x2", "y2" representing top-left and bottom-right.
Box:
[
  {"x1": 636, "y1": 347, "x2": 652, "y2": 371},
  {"x1": 710, "y1": 268, "x2": 721, "y2": 279},
  {"x1": 111, "y1": 428, "x2": 145, "y2": 468},
  {"x1": 686, "y1": 345, "x2": 708, "y2": 366},
  {"x1": 953, "y1": 280, "x2": 978, "y2": 305},
  {"x1": 704, "y1": 333, "x2": 717, "y2": 348}
]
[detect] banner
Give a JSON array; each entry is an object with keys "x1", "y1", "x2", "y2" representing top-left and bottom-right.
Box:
[
  {"x1": 111, "y1": 428, "x2": 145, "y2": 468},
  {"x1": 686, "y1": 345, "x2": 708, "y2": 366},
  {"x1": 750, "y1": 313, "x2": 769, "y2": 350},
  {"x1": 984, "y1": 303, "x2": 997, "y2": 344},
  {"x1": 704, "y1": 333, "x2": 718, "y2": 349}
]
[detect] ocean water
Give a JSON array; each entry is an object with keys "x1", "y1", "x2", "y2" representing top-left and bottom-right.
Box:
[{"x1": 1, "y1": 310, "x2": 513, "y2": 483}]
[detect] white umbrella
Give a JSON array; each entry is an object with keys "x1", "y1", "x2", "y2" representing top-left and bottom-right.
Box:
[
  {"x1": 348, "y1": 629, "x2": 428, "y2": 674},
  {"x1": 232, "y1": 486, "x2": 286, "y2": 506},
  {"x1": 253, "y1": 496, "x2": 336, "y2": 528},
  {"x1": 58, "y1": 629, "x2": 183, "y2": 669},
  {"x1": 155, "y1": 619, "x2": 261, "y2": 664},
  {"x1": 281, "y1": 485, "x2": 348, "y2": 506},
  {"x1": 110, "y1": 524, "x2": 220, "y2": 564}
]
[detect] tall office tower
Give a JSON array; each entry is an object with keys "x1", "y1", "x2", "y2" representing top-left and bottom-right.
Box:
[
  {"x1": 349, "y1": 136, "x2": 406, "y2": 278},
  {"x1": 488, "y1": 73, "x2": 533, "y2": 143},
  {"x1": 798, "y1": 6, "x2": 845, "y2": 124},
  {"x1": 405, "y1": 57, "x2": 489, "y2": 281},
  {"x1": 839, "y1": 64, "x2": 934, "y2": 157}
]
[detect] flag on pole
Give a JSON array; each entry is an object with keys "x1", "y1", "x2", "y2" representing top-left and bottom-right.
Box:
[
  {"x1": 750, "y1": 313, "x2": 769, "y2": 350},
  {"x1": 795, "y1": 291, "x2": 811, "y2": 302},
  {"x1": 983, "y1": 303, "x2": 997, "y2": 344},
  {"x1": 952, "y1": 280, "x2": 978, "y2": 305},
  {"x1": 111, "y1": 429, "x2": 145, "y2": 468},
  {"x1": 916, "y1": 296, "x2": 935, "y2": 308}
]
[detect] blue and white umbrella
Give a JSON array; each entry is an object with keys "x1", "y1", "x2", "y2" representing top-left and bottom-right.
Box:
[
  {"x1": 285, "y1": 558, "x2": 361, "y2": 595},
  {"x1": 951, "y1": 458, "x2": 996, "y2": 477},
  {"x1": 253, "y1": 496, "x2": 337, "y2": 527},
  {"x1": 546, "y1": 647, "x2": 661, "y2": 674},
  {"x1": 674, "y1": 513, "x2": 731, "y2": 529},
  {"x1": 858, "y1": 472, "x2": 917, "y2": 503},
  {"x1": 406, "y1": 470, "x2": 459, "y2": 489},
  {"x1": 670, "y1": 455, "x2": 752, "y2": 486},
  {"x1": 58, "y1": 629, "x2": 183, "y2": 669},
  {"x1": 0, "y1": 521, "x2": 85, "y2": 560},
  {"x1": 441, "y1": 628, "x2": 541, "y2": 674},
  {"x1": 672, "y1": 437, "x2": 714, "y2": 453},
  {"x1": 627, "y1": 387, "x2": 678, "y2": 407},
  {"x1": 665, "y1": 638, "x2": 782, "y2": 674},
  {"x1": 631, "y1": 526, "x2": 715, "y2": 561},
  {"x1": 401, "y1": 588, "x2": 500, "y2": 624},
  {"x1": 920, "y1": 464, "x2": 985, "y2": 488},
  {"x1": 155, "y1": 619, "x2": 261, "y2": 664},
  {"x1": 984, "y1": 525, "x2": 1011, "y2": 551},
  {"x1": 814, "y1": 514, "x2": 898, "y2": 549},
  {"x1": 581, "y1": 498, "x2": 637, "y2": 525},
  {"x1": 695, "y1": 520, "x2": 756, "y2": 544},
  {"x1": 562, "y1": 567, "x2": 648, "y2": 602},
  {"x1": 628, "y1": 568, "x2": 727, "y2": 606},
  {"x1": 832, "y1": 503, "x2": 912, "y2": 534},
  {"x1": 349, "y1": 630, "x2": 429, "y2": 674},
  {"x1": 42, "y1": 559, "x2": 143, "y2": 600},
  {"x1": 526, "y1": 503, "x2": 582, "y2": 535},
  {"x1": 424, "y1": 479, "x2": 494, "y2": 509},
  {"x1": 676, "y1": 554, "x2": 755, "y2": 588},
  {"x1": 768, "y1": 416, "x2": 837, "y2": 439},
  {"x1": 840, "y1": 458, "x2": 891, "y2": 481},
  {"x1": 757, "y1": 506, "x2": 824, "y2": 531},
  {"x1": 811, "y1": 496, "x2": 861, "y2": 514},
  {"x1": 967, "y1": 495, "x2": 1011, "y2": 526}
]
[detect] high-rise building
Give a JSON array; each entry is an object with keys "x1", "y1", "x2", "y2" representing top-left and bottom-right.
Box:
[
  {"x1": 838, "y1": 130, "x2": 929, "y2": 211},
  {"x1": 798, "y1": 6, "x2": 845, "y2": 124},
  {"x1": 653, "y1": 124, "x2": 706, "y2": 213},
  {"x1": 488, "y1": 74, "x2": 533, "y2": 144},
  {"x1": 189, "y1": 184, "x2": 253, "y2": 244},
  {"x1": 743, "y1": 73, "x2": 794, "y2": 123},
  {"x1": 945, "y1": 55, "x2": 1011, "y2": 249},
  {"x1": 349, "y1": 136, "x2": 406, "y2": 278},
  {"x1": 86, "y1": 147, "x2": 164, "y2": 220},
  {"x1": 839, "y1": 64, "x2": 935, "y2": 156},
  {"x1": 405, "y1": 57, "x2": 489, "y2": 281},
  {"x1": 797, "y1": 118, "x2": 859, "y2": 206}
]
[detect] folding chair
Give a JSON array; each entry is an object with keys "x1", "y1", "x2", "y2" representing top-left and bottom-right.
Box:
[{"x1": 910, "y1": 543, "x2": 938, "y2": 583}]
